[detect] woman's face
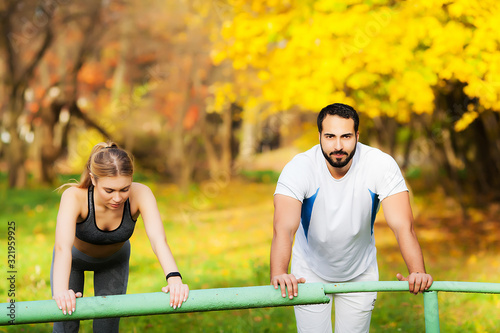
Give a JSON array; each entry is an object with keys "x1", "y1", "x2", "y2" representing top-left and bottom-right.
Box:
[{"x1": 92, "y1": 175, "x2": 132, "y2": 210}]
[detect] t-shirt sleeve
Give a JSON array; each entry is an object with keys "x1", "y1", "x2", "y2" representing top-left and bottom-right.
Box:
[
  {"x1": 374, "y1": 152, "x2": 408, "y2": 201},
  {"x1": 274, "y1": 155, "x2": 312, "y2": 203}
]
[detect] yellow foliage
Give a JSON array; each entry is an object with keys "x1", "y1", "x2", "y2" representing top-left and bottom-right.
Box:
[
  {"x1": 454, "y1": 111, "x2": 479, "y2": 132},
  {"x1": 207, "y1": 82, "x2": 237, "y2": 114},
  {"x1": 67, "y1": 129, "x2": 107, "y2": 173},
  {"x1": 212, "y1": 0, "x2": 500, "y2": 123}
]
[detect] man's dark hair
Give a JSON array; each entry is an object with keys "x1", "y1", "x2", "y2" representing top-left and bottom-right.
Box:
[{"x1": 317, "y1": 103, "x2": 359, "y2": 133}]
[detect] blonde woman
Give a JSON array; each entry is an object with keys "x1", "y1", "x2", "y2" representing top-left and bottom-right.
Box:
[{"x1": 51, "y1": 142, "x2": 188, "y2": 332}]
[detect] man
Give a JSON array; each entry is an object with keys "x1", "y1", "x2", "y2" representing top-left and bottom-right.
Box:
[{"x1": 270, "y1": 103, "x2": 433, "y2": 332}]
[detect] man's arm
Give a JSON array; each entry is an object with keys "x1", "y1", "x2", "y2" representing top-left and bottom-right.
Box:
[
  {"x1": 382, "y1": 191, "x2": 433, "y2": 294},
  {"x1": 270, "y1": 194, "x2": 306, "y2": 299}
]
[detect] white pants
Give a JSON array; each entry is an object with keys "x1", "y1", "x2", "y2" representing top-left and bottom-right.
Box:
[{"x1": 291, "y1": 250, "x2": 379, "y2": 333}]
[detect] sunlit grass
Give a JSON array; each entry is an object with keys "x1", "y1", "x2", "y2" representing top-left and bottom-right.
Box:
[{"x1": 1, "y1": 177, "x2": 499, "y2": 332}]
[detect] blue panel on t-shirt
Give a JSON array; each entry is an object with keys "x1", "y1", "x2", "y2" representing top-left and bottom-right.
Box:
[
  {"x1": 301, "y1": 188, "x2": 320, "y2": 241},
  {"x1": 368, "y1": 189, "x2": 380, "y2": 235}
]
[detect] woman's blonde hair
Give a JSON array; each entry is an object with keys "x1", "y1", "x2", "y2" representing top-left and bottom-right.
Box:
[
  {"x1": 58, "y1": 142, "x2": 134, "y2": 191},
  {"x1": 77, "y1": 141, "x2": 134, "y2": 188}
]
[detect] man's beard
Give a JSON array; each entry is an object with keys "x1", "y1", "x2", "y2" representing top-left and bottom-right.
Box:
[{"x1": 321, "y1": 142, "x2": 357, "y2": 169}]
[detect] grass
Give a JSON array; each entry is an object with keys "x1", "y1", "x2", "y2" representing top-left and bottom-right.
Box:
[{"x1": 1, "y1": 176, "x2": 499, "y2": 332}]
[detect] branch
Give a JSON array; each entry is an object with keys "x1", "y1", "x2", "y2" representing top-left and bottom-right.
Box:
[
  {"x1": 17, "y1": 26, "x2": 54, "y2": 89},
  {"x1": 69, "y1": 4, "x2": 104, "y2": 98},
  {"x1": 1, "y1": 1, "x2": 18, "y2": 85},
  {"x1": 68, "y1": 101, "x2": 111, "y2": 139}
]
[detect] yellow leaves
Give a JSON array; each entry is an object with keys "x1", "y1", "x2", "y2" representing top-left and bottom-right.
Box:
[
  {"x1": 214, "y1": 0, "x2": 500, "y2": 122},
  {"x1": 346, "y1": 72, "x2": 380, "y2": 90},
  {"x1": 207, "y1": 83, "x2": 236, "y2": 114},
  {"x1": 257, "y1": 70, "x2": 270, "y2": 81},
  {"x1": 454, "y1": 111, "x2": 479, "y2": 132},
  {"x1": 429, "y1": 21, "x2": 471, "y2": 56},
  {"x1": 313, "y1": 0, "x2": 348, "y2": 12},
  {"x1": 211, "y1": 49, "x2": 227, "y2": 66},
  {"x1": 386, "y1": 70, "x2": 435, "y2": 114},
  {"x1": 464, "y1": 78, "x2": 500, "y2": 110},
  {"x1": 448, "y1": 0, "x2": 500, "y2": 19}
]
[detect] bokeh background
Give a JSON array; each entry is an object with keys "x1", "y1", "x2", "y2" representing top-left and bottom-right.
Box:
[{"x1": 1, "y1": 0, "x2": 499, "y2": 332}]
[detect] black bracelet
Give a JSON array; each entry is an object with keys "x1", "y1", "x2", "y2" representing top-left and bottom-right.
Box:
[{"x1": 166, "y1": 272, "x2": 182, "y2": 281}]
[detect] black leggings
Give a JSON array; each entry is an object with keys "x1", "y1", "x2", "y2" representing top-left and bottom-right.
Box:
[{"x1": 50, "y1": 241, "x2": 130, "y2": 333}]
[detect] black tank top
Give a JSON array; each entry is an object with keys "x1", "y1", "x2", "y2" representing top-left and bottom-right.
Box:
[{"x1": 75, "y1": 185, "x2": 137, "y2": 245}]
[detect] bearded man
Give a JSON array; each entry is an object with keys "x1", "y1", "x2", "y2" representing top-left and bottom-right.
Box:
[{"x1": 270, "y1": 103, "x2": 433, "y2": 333}]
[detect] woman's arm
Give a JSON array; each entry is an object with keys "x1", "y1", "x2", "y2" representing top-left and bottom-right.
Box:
[
  {"x1": 133, "y1": 183, "x2": 189, "y2": 309},
  {"x1": 52, "y1": 187, "x2": 82, "y2": 315}
]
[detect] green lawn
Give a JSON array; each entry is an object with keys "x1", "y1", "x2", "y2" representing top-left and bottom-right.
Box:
[{"x1": 1, "y1": 177, "x2": 499, "y2": 332}]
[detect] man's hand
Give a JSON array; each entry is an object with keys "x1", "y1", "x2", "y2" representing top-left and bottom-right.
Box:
[
  {"x1": 271, "y1": 273, "x2": 306, "y2": 299},
  {"x1": 397, "y1": 272, "x2": 433, "y2": 295}
]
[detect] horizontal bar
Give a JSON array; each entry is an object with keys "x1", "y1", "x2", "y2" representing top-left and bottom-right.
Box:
[
  {"x1": 323, "y1": 281, "x2": 500, "y2": 294},
  {"x1": 3, "y1": 281, "x2": 499, "y2": 326},
  {"x1": 1, "y1": 283, "x2": 330, "y2": 325},
  {"x1": 427, "y1": 281, "x2": 500, "y2": 294}
]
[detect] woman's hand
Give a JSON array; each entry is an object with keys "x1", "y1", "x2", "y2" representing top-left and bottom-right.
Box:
[
  {"x1": 162, "y1": 276, "x2": 189, "y2": 309},
  {"x1": 53, "y1": 289, "x2": 83, "y2": 315}
]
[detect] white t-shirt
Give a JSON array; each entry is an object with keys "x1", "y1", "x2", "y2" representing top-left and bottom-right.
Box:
[{"x1": 275, "y1": 142, "x2": 408, "y2": 281}]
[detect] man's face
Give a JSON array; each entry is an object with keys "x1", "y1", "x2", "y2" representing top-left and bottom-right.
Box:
[{"x1": 319, "y1": 115, "x2": 359, "y2": 170}]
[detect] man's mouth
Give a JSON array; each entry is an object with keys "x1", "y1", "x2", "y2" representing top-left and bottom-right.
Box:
[{"x1": 331, "y1": 151, "x2": 347, "y2": 158}]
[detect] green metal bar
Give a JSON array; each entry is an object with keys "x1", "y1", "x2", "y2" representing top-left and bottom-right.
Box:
[
  {"x1": 322, "y1": 281, "x2": 500, "y2": 294},
  {"x1": 427, "y1": 281, "x2": 500, "y2": 294},
  {"x1": 323, "y1": 281, "x2": 410, "y2": 293},
  {"x1": 323, "y1": 281, "x2": 500, "y2": 333},
  {"x1": 2, "y1": 281, "x2": 499, "y2": 326},
  {"x1": 423, "y1": 291, "x2": 440, "y2": 333},
  {"x1": 1, "y1": 283, "x2": 330, "y2": 325}
]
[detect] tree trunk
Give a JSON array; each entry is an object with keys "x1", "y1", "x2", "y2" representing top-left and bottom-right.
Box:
[
  {"x1": 5, "y1": 94, "x2": 27, "y2": 188},
  {"x1": 238, "y1": 105, "x2": 260, "y2": 165}
]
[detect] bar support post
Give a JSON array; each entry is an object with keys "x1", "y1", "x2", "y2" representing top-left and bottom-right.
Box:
[{"x1": 423, "y1": 291, "x2": 440, "y2": 333}]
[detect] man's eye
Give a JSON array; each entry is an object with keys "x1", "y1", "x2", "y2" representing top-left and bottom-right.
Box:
[{"x1": 106, "y1": 190, "x2": 113, "y2": 193}]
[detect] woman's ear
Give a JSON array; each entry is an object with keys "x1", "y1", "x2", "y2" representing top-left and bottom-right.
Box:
[{"x1": 90, "y1": 173, "x2": 96, "y2": 187}]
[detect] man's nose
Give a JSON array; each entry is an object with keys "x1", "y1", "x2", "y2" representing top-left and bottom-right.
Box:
[{"x1": 333, "y1": 137, "x2": 343, "y2": 150}]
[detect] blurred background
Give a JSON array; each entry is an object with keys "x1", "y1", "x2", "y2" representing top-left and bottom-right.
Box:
[{"x1": 1, "y1": 0, "x2": 500, "y2": 332}]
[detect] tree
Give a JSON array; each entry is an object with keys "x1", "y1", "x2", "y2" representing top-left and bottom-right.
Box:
[
  {"x1": 0, "y1": 0, "x2": 54, "y2": 187},
  {"x1": 0, "y1": 0, "x2": 111, "y2": 187},
  {"x1": 213, "y1": 0, "x2": 500, "y2": 204}
]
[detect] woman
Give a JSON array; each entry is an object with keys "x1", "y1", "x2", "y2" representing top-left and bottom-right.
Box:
[{"x1": 51, "y1": 142, "x2": 189, "y2": 332}]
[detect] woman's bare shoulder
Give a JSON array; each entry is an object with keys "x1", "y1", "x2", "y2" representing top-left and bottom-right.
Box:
[
  {"x1": 131, "y1": 182, "x2": 153, "y2": 193},
  {"x1": 130, "y1": 182, "x2": 156, "y2": 204},
  {"x1": 60, "y1": 186, "x2": 87, "y2": 202},
  {"x1": 57, "y1": 186, "x2": 89, "y2": 221}
]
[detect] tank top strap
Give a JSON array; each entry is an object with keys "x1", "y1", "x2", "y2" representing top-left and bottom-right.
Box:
[{"x1": 87, "y1": 185, "x2": 95, "y2": 222}]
